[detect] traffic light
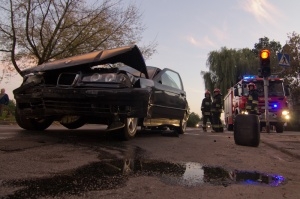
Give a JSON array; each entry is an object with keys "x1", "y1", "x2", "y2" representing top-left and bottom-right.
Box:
[{"x1": 259, "y1": 49, "x2": 271, "y2": 77}]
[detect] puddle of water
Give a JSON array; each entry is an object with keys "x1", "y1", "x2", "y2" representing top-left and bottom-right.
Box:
[{"x1": 1, "y1": 158, "x2": 286, "y2": 198}]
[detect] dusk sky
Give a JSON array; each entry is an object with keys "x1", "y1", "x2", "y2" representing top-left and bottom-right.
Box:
[{"x1": 2, "y1": 0, "x2": 300, "y2": 117}]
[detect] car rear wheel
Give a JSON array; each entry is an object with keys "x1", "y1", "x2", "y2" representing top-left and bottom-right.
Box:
[
  {"x1": 60, "y1": 116, "x2": 86, "y2": 129},
  {"x1": 176, "y1": 113, "x2": 188, "y2": 134},
  {"x1": 15, "y1": 108, "x2": 53, "y2": 131},
  {"x1": 119, "y1": 117, "x2": 138, "y2": 140}
]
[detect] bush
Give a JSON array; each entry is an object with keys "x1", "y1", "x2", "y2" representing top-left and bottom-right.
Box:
[
  {"x1": 187, "y1": 112, "x2": 201, "y2": 127},
  {"x1": 0, "y1": 100, "x2": 16, "y2": 121}
]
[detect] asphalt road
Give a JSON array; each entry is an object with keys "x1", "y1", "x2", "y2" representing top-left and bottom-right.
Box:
[{"x1": 0, "y1": 124, "x2": 299, "y2": 199}]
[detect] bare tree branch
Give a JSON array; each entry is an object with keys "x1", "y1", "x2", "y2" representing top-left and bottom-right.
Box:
[{"x1": 0, "y1": 0, "x2": 157, "y2": 77}]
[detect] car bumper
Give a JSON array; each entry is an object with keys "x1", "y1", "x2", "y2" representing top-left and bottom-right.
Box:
[
  {"x1": 14, "y1": 87, "x2": 151, "y2": 118},
  {"x1": 258, "y1": 112, "x2": 289, "y2": 123}
]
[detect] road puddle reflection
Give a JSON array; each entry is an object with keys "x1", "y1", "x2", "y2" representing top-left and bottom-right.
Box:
[{"x1": 2, "y1": 158, "x2": 286, "y2": 198}]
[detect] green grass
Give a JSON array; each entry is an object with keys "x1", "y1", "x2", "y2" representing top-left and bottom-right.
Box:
[{"x1": 0, "y1": 110, "x2": 15, "y2": 122}]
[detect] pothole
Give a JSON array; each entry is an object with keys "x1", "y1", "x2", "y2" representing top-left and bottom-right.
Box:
[{"x1": 1, "y1": 159, "x2": 286, "y2": 198}]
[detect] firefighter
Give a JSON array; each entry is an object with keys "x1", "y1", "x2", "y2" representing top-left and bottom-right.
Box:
[
  {"x1": 211, "y1": 88, "x2": 223, "y2": 132},
  {"x1": 201, "y1": 90, "x2": 212, "y2": 132},
  {"x1": 246, "y1": 82, "x2": 259, "y2": 114}
]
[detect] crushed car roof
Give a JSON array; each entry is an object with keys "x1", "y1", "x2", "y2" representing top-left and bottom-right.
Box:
[{"x1": 21, "y1": 45, "x2": 149, "y2": 78}]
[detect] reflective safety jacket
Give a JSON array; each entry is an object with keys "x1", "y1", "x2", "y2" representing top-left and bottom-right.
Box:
[
  {"x1": 201, "y1": 97, "x2": 212, "y2": 116},
  {"x1": 211, "y1": 94, "x2": 223, "y2": 113},
  {"x1": 246, "y1": 89, "x2": 259, "y2": 114}
]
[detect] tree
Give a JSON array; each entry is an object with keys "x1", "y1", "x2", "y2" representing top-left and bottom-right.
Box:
[
  {"x1": 202, "y1": 47, "x2": 257, "y2": 95},
  {"x1": 252, "y1": 36, "x2": 282, "y2": 73},
  {"x1": 282, "y1": 32, "x2": 300, "y2": 102},
  {"x1": 280, "y1": 32, "x2": 300, "y2": 128},
  {"x1": 0, "y1": 0, "x2": 156, "y2": 78},
  {"x1": 202, "y1": 37, "x2": 282, "y2": 96},
  {"x1": 187, "y1": 112, "x2": 201, "y2": 127}
]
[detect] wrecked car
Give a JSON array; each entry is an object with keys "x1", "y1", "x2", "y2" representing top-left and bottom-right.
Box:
[{"x1": 13, "y1": 45, "x2": 189, "y2": 140}]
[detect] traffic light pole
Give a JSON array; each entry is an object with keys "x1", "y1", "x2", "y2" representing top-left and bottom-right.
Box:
[{"x1": 263, "y1": 77, "x2": 270, "y2": 133}]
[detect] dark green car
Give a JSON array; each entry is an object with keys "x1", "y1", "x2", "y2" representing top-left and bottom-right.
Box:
[{"x1": 13, "y1": 45, "x2": 189, "y2": 140}]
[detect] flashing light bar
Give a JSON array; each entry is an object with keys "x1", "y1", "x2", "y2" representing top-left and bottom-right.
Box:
[{"x1": 243, "y1": 75, "x2": 256, "y2": 80}]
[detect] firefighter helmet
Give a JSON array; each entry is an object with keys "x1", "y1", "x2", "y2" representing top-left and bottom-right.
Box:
[
  {"x1": 213, "y1": 88, "x2": 220, "y2": 93},
  {"x1": 247, "y1": 82, "x2": 256, "y2": 89},
  {"x1": 205, "y1": 90, "x2": 211, "y2": 96}
]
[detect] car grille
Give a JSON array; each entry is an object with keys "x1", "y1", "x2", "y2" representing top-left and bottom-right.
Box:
[
  {"x1": 57, "y1": 73, "x2": 79, "y2": 86},
  {"x1": 43, "y1": 98, "x2": 132, "y2": 115}
]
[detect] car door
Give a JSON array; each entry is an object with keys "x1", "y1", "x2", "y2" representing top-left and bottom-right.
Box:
[{"x1": 149, "y1": 68, "x2": 187, "y2": 119}]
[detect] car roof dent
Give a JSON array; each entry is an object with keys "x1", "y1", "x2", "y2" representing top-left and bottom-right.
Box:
[{"x1": 21, "y1": 45, "x2": 149, "y2": 78}]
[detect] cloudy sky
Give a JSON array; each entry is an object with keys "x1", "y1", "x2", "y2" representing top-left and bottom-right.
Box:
[
  {"x1": 2, "y1": 0, "x2": 300, "y2": 117},
  {"x1": 130, "y1": 0, "x2": 300, "y2": 116}
]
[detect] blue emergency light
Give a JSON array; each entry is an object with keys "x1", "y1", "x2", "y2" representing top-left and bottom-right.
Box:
[
  {"x1": 243, "y1": 75, "x2": 256, "y2": 80},
  {"x1": 273, "y1": 104, "x2": 278, "y2": 108}
]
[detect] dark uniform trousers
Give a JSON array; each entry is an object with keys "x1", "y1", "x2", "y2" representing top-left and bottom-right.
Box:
[
  {"x1": 211, "y1": 94, "x2": 223, "y2": 132},
  {"x1": 246, "y1": 90, "x2": 259, "y2": 115},
  {"x1": 201, "y1": 97, "x2": 212, "y2": 131}
]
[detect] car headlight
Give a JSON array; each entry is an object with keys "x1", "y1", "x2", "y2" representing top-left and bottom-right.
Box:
[
  {"x1": 82, "y1": 73, "x2": 116, "y2": 82},
  {"x1": 104, "y1": 74, "x2": 116, "y2": 82},
  {"x1": 241, "y1": 110, "x2": 248, "y2": 115},
  {"x1": 282, "y1": 110, "x2": 289, "y2": 116},
  {"x1": 82, "y1": 73, "x2": 132, "y2": 87},
  {"x1": 90, "y1": 73, "x2": 102, "y2": 82},
  {"x1": 116, "y1": 73, "x2": 132, "y2": 87}
]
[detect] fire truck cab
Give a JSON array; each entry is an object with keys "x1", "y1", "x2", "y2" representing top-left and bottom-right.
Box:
[{"x1": 224, "y1": 75, "x2": 290, "y2": 133}]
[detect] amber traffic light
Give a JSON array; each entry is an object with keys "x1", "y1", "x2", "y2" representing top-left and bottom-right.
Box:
[{"x1": 260, "y1": 49, "x2": 271, "y2": 77}]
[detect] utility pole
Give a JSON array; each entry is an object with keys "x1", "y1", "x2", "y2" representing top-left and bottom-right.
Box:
[
  {"x1": 259, "y1": 49, "x2": 271, "y2": 133},
  {"x1": 263, "y1": 77, "x2": 270, "y2": 133}
]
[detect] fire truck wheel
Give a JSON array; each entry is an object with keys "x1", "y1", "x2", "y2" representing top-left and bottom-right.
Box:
[
  {"x1": 234, "y1": 114, "x2": 260, "y2": 147},
  {"x1": 275, "y1": 123, "x2": 284, "y2": 133},
  {"x1": 227, "y1": 124, "x2": 233, "y2": 131}
]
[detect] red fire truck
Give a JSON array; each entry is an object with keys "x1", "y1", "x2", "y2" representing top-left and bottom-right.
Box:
[{"x1": 224, "y1": 75, "x2": 290, "y2": 133}]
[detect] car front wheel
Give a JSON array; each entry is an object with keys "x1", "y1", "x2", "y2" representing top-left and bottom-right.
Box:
[
  {"x1": 120, "y1": 117, "x2": 138, "y2": 140},
  {"x1": 15, "y1": 108, "x2": 53, "y2": 131}
]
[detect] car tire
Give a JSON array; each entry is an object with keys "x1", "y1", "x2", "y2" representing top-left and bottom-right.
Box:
[
  {"x1": 60, "y1": 116, "x2": 86, "y2": 129},
  {"x1": 234, "y1": 114, "x2": 260, "y2": 147},
  {"x1": 119, "y1": 117, "x2": 138, "y2": 140},
  {"x1": 15, "y1": 107, "x2": 53, "y2": 131}
]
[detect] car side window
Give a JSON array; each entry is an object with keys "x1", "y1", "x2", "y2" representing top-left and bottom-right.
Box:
[{"x1": 161, "y1": 70, "x2": 182, "y2": 90}]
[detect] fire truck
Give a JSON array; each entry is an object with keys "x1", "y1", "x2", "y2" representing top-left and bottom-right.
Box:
[{"x1": 224, "y1": 75, "x2": 290, "y2": 133}]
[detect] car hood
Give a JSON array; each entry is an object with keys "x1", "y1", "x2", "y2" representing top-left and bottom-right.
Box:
[{"x1": 21, "y1": 45, "x2": 148, "y2": 78}]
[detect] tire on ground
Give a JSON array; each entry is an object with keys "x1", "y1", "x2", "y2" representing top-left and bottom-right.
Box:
[{"x1": 234, "y1": 114, "x2": 260, "y2": 147}]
